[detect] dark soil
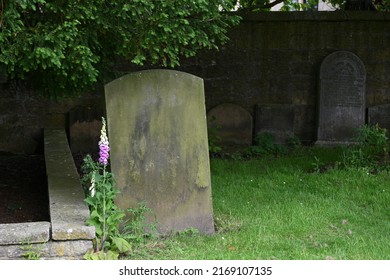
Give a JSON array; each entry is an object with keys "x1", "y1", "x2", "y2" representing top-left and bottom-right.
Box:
[{"x1": 0, "y1": 152, "x2": 50, "y2": 224}]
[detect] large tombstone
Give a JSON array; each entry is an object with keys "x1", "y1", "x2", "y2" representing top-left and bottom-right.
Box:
[
  {"x1": 207, "y1": 103, "x2": 253, "y2": 147},
  {"x1": 105, "y1": 70, "x2": 214, "y2": 234},
  {"x1": 317, "y1": 51, "x2": 366, "y2": 145}
]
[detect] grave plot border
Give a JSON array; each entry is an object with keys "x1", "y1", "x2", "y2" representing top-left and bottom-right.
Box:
[{"x1": 0, "y1": 128, "x2": 94, "y2": 259}]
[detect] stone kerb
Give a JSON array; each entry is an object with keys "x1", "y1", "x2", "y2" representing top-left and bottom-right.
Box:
[
  {"x1": 316, "y1": 51, "x2": 366, "y2": 146},
  {"x1": 0, "y1": 222, "x2": 50, "y2": 245},
  {"x1": 0, "y1": 128, "x2": 94, "y2": 259},
  {"x1": 105, "y1": 69, "x2": 215, "y2": 235},
  {"x1": 44, "y1": 128, "x2": 95, "y2": 241}
]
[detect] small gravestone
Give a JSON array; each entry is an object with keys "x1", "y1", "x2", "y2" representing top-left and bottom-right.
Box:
[
  {"x1": 255, "y1": 104, "x2": 295, "y2": 144},
  {"x1": 317, "y1": 51, "x2": 366, "y2": 145},
  {"x1": 105, "y1": 70, "x2": 214, "y2": 234},
  {"x1": 207, "y1": 103, "x2": 253, "y2": 147},
  {"x1": 368, "y1": 104, "x2": 390, "y2": 133}
]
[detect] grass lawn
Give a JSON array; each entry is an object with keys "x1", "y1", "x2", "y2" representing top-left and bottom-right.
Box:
[{"x1": 128, "y1": 147, "x2": 390, "y2": 260}]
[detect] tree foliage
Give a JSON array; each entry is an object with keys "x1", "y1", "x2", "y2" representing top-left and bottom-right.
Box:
[{"x1": 0, "y1": 0, "x2": 240, "y2": 96}]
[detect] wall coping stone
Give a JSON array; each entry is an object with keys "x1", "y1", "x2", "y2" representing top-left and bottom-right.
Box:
[
  {"x1": 0, "y1": 240, "x2": 93, "y2": 260},
  {"x1": 0, "y1": 222, "x2": 50, "y2": 245},
  {"x1": 44, "y1": 128, "x2": 95, "y2": 241}
]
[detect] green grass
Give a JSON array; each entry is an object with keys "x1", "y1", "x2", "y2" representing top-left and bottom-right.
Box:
[{"x1": 127, "y1": 147, "x2": 390, "y2": 260}]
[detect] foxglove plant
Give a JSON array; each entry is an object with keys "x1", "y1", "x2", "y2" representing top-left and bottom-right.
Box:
[
  {"x1": 98, "y1": 117, "x2": 110, "y2": 165},
  {"x1": 82, "y1": 117, "x2": 130, "y2": 255}
]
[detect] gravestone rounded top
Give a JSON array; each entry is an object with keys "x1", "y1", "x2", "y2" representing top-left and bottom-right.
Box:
[
  {"x1": 207, "y1": 103, "x2": 253, "y2": 146},
  {"x1": 320, "y1": 51, "x2": 366, "y2": 80}
]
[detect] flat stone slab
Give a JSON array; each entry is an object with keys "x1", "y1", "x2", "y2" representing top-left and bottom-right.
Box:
[
  {"x1": 44, "y1": 129, "x2": 95, "y2": 241},
  {"x1": 0, "y1": 240, "x2": 93, "y2": 260},
  {"x1": 0, "y1": 222, "x2": 50, "y2": 245}
]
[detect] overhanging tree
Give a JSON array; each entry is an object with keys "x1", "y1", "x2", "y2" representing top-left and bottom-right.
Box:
[{"x1": 0, "y1": 0, "x2": 240, "y2": 96}]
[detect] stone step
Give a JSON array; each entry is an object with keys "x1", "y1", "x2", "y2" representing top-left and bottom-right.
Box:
[
  {"x1": 0, "y1": 222, "x2": 50, "y2": 245},
  {"x1": 0, "y1": 240, "x2": 92, "y2": 260}
]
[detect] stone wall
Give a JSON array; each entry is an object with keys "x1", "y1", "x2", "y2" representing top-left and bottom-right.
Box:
[
  {"x1": 0, "y1": 80, "x2": 104, "y2": 154},
  {"x1": 178, "y1": 11, "x2": 390, "y2": 143},
  {"x1": 0, "y1": 11, "x2": 389, "y2": 152}
]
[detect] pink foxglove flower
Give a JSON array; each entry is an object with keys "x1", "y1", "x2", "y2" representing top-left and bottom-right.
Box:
[{"x1": 98, "y1": 117, "x2": 110, "y2": 165}]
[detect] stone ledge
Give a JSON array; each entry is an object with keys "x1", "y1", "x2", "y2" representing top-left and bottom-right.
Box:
[
  {"x1": 0, "y1": 240, "x2": 93, "y2": 260},
  {"x1": 0, "y1": 222, "x2": 50, "y2": 245},
  {"x1": 44, "y1": 128, "x2": 95, "y2": 241}
]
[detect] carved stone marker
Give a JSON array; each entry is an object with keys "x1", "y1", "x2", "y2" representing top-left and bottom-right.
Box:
[
  {"x1": 207, "y1": 103, "x2": 253, "y2": 147},
  {"x1": 105, "y1": 70, "x2": 214, "y2": 234},
  {"x1": 317, "y1": 51, "x2": 366, "y2": 145}
]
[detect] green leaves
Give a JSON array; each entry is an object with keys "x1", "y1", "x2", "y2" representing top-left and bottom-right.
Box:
[
  {"x1": 111, "y1": 237, "x2": 132, "y2": 254},
  {"x1": 1, "y1": 0, "x2": 240, "y2": 97},
  {"x1": 81, "y1": 153, "x2": 157, "y2": 259},
  {"x1": 343, "y1": 124, "x2": 389, "y2": 171},
  {"x1": 81, "y1": 154, "x2": 123, "y2": 251}
]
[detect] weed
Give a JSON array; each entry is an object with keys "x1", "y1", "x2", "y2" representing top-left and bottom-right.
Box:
[
  {"x1": 343, "y1": 124, "x2": 389, "y2": 171},
  {"x1": 311, "y1": 156, "x2": 323, "y2": 173},
  {"x1": 244, "y1": 133, "x2": 287, "y2": 157},
  {"x1": 83, "y1": 249, "x2": 119, "y2": 260},
  {"x1": 214, "y1": 213, "x2": 243, "y2": 233},
  {"x1": 176, "y1": 228, "x2": 200, "y2": 237},
  {"x1": 21, "y1": 243, "x2": 43, "y2": 260},
  {"x1": 122, "y1": 202, "x2": 157, "y2": 244},
  {"x1": 287, "y1": 135, "x2": 302, "y2": 150}
]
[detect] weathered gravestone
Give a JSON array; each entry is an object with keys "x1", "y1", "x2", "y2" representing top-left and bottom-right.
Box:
[
  {"x1": 207, "y1": 103, "x2": 253, "y2": 147},
  {"x1": 255, "y1": 104, "x2": 295, "y2": 144},
  {"x1": 317, "y1": 51, "x2": 366, "y2": 145},
  {"x1": 105, "y1": 70, "x2": 214, "y2": 234}
]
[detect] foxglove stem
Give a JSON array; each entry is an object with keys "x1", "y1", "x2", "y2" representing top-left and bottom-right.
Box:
[
  {"x1": 100, "y1": 165, "x2": 107, "y2": 251},
  {"x1": 89, "y1": 170, "x2": 96, "y2": 197}
]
